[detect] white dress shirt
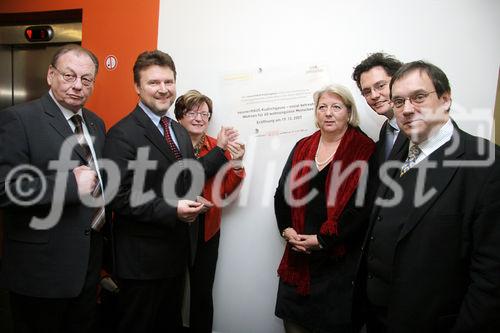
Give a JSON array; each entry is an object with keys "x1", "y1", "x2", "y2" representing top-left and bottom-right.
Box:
[
  {"x1": 49, "y1": 90, "x2": 104, "y2": 190},
  {"x1": 409, "y1": 118, "x2": 454, "y2": 167}
]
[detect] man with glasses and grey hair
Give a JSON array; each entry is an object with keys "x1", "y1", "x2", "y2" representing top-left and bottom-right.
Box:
[
  {"x1": 353, "y1": 60, "x2": 500, "y2": 332},
  {"x1": 0, "y1": 44, "x2": 106, "y2": 332}
]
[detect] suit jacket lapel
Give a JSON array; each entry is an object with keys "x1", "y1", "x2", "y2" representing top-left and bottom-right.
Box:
[
  {"x1": 42, "y1": 93, "x2": 74, "y2": 140},
  {"x1": 388, "y1": 131, "x2": 408, "y2": 161},
  {"x1": 171, "y1": 120, "x2": 194, "y2": 158},
  {"x1": 132, "y1": 106, "x2": 177, "y2": 163},
  {"x1": 397, "y1": 127, "x2": 464, "y2": 242},
  {"x1": 377, "y1": 120, "x2": 389, "y2": 165},
  {"x1": 82, "y1": 109, "x2": 104, "y2": 159},
  {"x1": 41, "y1": 93, "x2": 88, "y2": 162}
]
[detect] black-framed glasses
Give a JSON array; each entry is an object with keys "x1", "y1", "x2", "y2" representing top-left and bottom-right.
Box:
[
  {"x1": 52, "y1": 65, "x2": 95, "y2": 87},
  {"x1": 185, "y1": 111, "x2": 210, "y2": 120},
  {"x1": 361, "y1": 80, "x2": 388, "y2": 97},
  {"x1": 391, "y1": 91, "x2": 436, "y2": 109}
]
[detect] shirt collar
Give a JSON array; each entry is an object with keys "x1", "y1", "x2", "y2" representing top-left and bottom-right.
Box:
[
  {"x1": 202, "y1": 135, "x2": 211, "y2": 150},
  {"x1": 49, "y1": 89, "x2": 83, "y2": 121},
  {"x1": 388, "y1": 116, "x2": 399, "y2": 132},
  {"x1": 410, "y1": 118, "x2": 454, "y2": 157},
  {"x1": 138, "y1": 100, "x2": 168, "y2": 126}
]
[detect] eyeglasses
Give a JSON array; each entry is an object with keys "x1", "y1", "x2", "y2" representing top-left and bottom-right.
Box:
[
  {"x1": 185, "y1": 111, "x2": 210, "y2": 120},
  {"x1": 361, "y1": 80, "x2": 388, "y2": 97},
  {"x1": 391, "y1": 91, "x2": 436, "y2": 109},
  {"x1": 52, "y1": 66, "x2": 95, "y2": 87}
]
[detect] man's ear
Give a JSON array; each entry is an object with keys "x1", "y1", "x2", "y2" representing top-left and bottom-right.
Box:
[
  {"x1": 441, "y1": 91, "x2": 452, "y2": 112},
  {"x1": 134, "y1": 83, "x2": 141, "y2": 95},
  {"x1": 47, "y1": 66, "x2": 54, "y2": 86}
]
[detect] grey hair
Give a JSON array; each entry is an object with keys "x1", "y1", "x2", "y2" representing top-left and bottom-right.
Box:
[{"x1": 313, "y1": 84, "x2": 359, "y2": 127}]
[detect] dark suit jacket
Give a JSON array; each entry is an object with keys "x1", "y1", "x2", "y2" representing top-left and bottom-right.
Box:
[
  {"x1": 103, "y1": 105, "x2": 227, "y2": 280},
  {"x1": 364, "y1": 120, "x2": 408, "y2": 225},
  {"x1": 0, "y1": 93, "x2": 106, "y2": 298},
  {"x1": 355, "y1": 123, "x2": 500, "y2": 332},
  {"x1": 375, "y1": 119, "x2": 407, "y2": 167}
]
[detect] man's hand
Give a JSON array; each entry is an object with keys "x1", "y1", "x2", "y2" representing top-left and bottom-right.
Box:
[
  {"x1": 216, "y1": 126, "x2": 239, "y2": 150},
  {"x1": 73, "y1": 165, "x2": 97, "y2": 196},
  {"x1": 196, "y1": 196, "x2": 214, "y2": 213},
  {"x1": 177, "y1": 199, "x2": 204, "y2": 223}
]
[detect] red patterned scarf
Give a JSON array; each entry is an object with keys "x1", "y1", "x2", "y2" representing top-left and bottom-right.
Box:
[{"x1": 277, "y1": 126, "x2": 375, "y2": 295}]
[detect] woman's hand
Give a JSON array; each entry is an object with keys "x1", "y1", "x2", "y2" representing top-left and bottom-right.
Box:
[
  {"x1": 228, "y1": 141, "x2": 245, "y2": 160},
  {"x1": 216, "y1": 126, "x2": 239, "y2": 150},
  {"x1": 288, "y1": 234, "x2": 322, "y2": 253},
  {"x1": 228, "y1": 141, "x2": 245, "y2": 169},
  {"x1": 282, "y1": 227, "x2": 300, "y2": 241},
  {"x1": 282, "y1": 228, "x2": 311, "y2": 253}
]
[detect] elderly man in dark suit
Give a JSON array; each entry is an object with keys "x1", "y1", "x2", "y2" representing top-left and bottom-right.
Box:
[
  {"x1": 0, "y1": 44, "x2": 106, "y2": 333},
  {"x1": 104, "y1": 50, "x2": 234, "y2": 333},
  {"x1": 354, "y1": 61, "x2": 500, "y2": 332}
]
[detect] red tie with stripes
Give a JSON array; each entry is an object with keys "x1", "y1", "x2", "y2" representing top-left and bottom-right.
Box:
[
  {"x1": 160, "y1": 116, "x2": 183, "y2": 160},
  {"x1": 71, "y1": 115, "x2": 106, "y2": 231}
]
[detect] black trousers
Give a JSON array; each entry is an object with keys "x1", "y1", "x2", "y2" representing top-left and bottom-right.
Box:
[
  {"x1": 9, "y1": 232, "x2": 102, "y2": 333},
  {"x1": 188, "y1": 219, "x2": 220, "y2": 333},
  {"x1": 115, "y1": 275, "x2": 184, "y2": 333},
  {"x1": 365, "y1": 302, "x2": 388, "y2": 333}
]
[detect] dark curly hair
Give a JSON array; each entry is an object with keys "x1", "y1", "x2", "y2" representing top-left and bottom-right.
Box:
[{"x1": 352, "y1": 52, "x2": 403, "y2": 90}]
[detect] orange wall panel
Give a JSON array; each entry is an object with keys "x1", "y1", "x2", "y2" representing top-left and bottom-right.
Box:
[{"x1": 0, "y1": 0, "x2": 160, "y2": 128}]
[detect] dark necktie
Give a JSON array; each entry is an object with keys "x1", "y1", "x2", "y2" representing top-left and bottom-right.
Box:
[
  {"x1": 385, "y1": 124, "x2": 396, "y2": 159},
  {"x1": 160, "y1": 116, "x2": 183, "y2": 160},
  {"x1": 71, "y1": 114, "x2": 106, "y2": 231}
]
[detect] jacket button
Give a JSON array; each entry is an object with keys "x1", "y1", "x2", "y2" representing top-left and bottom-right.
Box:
[
  {"x1": 376, "y1": 216, "x2": 382, "y2": 221},
  {"x1": 84, "y1": 229, "x2": 91, "y2": 236},
  {"x1": 370, "y1": 236, "x2": 375, "y2": 241},
  {"x1": 351, "y1": 280, "x2": 355, "y2": 286},
  {"x1": 368, "y1": 274, "x2": 373, "y2": 279}
]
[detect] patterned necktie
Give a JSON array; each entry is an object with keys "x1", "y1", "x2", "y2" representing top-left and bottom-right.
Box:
[
  {"x1": 385, "y1": 124, "x2": 396, "y2": 159},
  {"x1": 400, "y1": 144, "x2": 422, "y2": 177},
  {"x1": 160, "y1": 116, "x2": 183, "y2": 160},
  {"x1": 71, "y1": 115, "x2": 106, "y2": 231}
]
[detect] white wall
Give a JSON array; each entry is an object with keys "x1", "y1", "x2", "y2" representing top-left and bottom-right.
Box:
[{"x1": 157, "y1": 1, "x2": 500, "y2": 332}]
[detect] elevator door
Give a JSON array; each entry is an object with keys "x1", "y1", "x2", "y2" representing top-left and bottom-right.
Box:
[
  {"x1": 0, "y1": 20, "x2": 82, "y2": 110},
  {"x1": 14, "y1": 45, "x2": 61, "y2": 105},
  {"x1": 0, "y1": 43, "x2": 80, "y2": 110}
]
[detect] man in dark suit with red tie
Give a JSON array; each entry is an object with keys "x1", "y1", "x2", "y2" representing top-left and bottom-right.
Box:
[
  {"x1": 0, "y1": 44, "x2": 106, "y2": 333},
  {"x1": 355, "y1": 61, "x2": 500, "y2": 332},
  {"x1": 104, "y1": 50, "x2": 234, "y2": 332}
]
